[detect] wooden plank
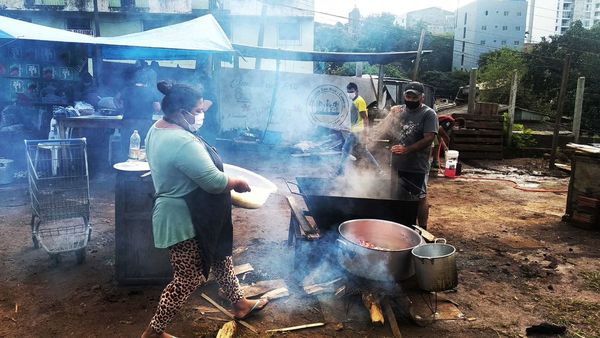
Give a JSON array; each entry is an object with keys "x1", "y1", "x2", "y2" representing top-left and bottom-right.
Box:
[
  {"x1": 452, "y1": 137, "x2": 503, "y2": 144},
  {"x1": 200, "y1": 293, "x2": 259, "y2": 334},
  {"x1": 452, "y1": 113, "x2": 503, "y2": 121},
  {"x1": 382, "y1": 298, "x2": 402, "y2": 338},
  {"x1": 453, "y1": 129, "x2": 503, "y2": 136},
  {"x1": 286, "y1": 196, "x2": 319, "y2": 237},
  {"x1": 241, "y1": 279, "x2": 287, "y2": 298},
  {"x1": 460, "y1": 121, "x2": 502, "y2": 130},
  {"x1": 453, "y1": 144, "x2": 503, "y2": 151}
]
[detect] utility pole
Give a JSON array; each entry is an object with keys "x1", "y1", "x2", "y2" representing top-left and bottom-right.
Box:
[
  {"x1": 549, "y1": 54, "x2": 571, "y2": 169},
  {"x1": 255, "y1": 2, "x2": 268, "y2": 70},
  {"x1": 92, "y1": 0, "x2": 102, "y2": 85},
  {"x1": 507, "y1": 70, "x2": 518, "y2": 147},
  {"x1": 527, "y1": 0, "x2": 535, "y2": 43},
  {"x1": 412, "y1": 29, "x2": 426, "y2": 81},
  {"x1": 573, "y1": 76, "x2": 585, "y2": 143},
  {"x1": 467, "y1": 68, "x2": 477, "y2": 114},
  {"x1": 377, "y1": 64, "x2": 385, "y2": 110}
]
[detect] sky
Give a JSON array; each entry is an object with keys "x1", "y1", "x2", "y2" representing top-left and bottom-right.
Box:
[{"x1": 314, "y1": 0, "x2": 559, "y2": 42}]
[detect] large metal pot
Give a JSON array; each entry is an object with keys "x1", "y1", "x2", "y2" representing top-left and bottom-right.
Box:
[
  {"x1": 337, "y1": 219, "x2": 424, "y2": 281},
  {"x1": 411, "y1": 238, "x2": 458, "y2": 292}
]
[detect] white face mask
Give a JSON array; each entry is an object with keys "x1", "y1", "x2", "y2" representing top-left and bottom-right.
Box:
[
  {"x1": 347, "y1": 92, "x2": 356, "y2": 100},
  {"x1": 184, "y1": 111, "x2": 204, "y2": 132}
]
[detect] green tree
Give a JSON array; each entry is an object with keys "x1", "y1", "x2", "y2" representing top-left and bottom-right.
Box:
[
  {"x1": 477, "y1": 48, "x2": 527, "y2": 104},
  {"x1": 420, "y1": 70, "x2": 470, "y2": 99}
]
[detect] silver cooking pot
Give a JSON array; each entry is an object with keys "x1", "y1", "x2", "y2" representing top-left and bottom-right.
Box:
[
  {"x1": 337, "y1": 219, "x2": 424, "y2": 281},
  {"x1": 411, "y1": 238, "x2": 458, "y2": 292}
]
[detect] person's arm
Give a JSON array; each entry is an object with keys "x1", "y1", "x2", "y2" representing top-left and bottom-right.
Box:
[
  {"x1": 438, "y1": 127, "x2": 450, "y2": 148},
  {"x1": 391, "y1": 133, "x2": 436, "y2": 154}
]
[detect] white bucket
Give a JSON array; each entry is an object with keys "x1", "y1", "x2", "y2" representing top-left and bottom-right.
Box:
[
  {"x1": 446, "y1": 150, "x2": 459, "y2": 162},
  {"x1": 0, "y1": 159, "x2": 15, "y2": 185}
]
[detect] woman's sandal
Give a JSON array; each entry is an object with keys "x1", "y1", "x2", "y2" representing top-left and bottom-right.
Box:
[{"x1": 234, "y1": 298, "x2": 268, "y2": 320}]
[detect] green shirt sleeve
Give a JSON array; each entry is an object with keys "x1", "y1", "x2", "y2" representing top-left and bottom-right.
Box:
[{"x1": 174, "y1": 139, "x2": 228, "y2": 194}]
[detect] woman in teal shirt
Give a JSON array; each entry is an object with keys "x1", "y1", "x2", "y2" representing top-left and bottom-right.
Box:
[{"x1": 142, "y1": 82, "x2": 268, "y2": 338}]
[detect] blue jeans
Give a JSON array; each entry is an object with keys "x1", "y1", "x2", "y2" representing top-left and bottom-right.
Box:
[{"x1": 336, "y1": 131, "x2": 381, "y2": 175}]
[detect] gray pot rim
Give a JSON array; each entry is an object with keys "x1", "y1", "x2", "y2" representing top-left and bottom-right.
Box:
[
  {"x1": 338, "y1": 219, "x2": 423, "y2": 252},
  {"x1": 411, "y1": 243, "x2": 456, "y2": 259}
]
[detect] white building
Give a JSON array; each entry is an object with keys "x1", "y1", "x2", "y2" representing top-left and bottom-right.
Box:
[
  {"x1": 453, "y1": 0, "x2": 528, "y2": 70},
  {"x1": 224, "y1": 0, "x2": 315, "y2": 74},
  {"x1": 555, "y1": 0, "x2": 600, "y2": 34},
  {"x1": 397, "y1": 7, "x2": 455, "y2": 35}
]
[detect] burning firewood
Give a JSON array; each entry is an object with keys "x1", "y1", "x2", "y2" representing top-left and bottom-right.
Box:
[
  {"x1": 362, "y1": 292, "x2": 385, "y2": 326},
  {"x1": 216, "y1": 320, "x2": 237, "y2": 338}
]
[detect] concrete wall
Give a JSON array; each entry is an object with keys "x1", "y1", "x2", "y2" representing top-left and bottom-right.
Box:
[{"x1": 453, "y1": 0, "x2": 527, "y2": 70}]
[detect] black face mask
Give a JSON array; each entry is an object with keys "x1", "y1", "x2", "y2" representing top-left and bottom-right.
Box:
[{"x1": 405, "y1": 100, "x2": 420, "y2": 110}]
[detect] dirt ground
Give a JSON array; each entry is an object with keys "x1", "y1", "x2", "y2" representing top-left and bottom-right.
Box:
[{"x1": 0, "y1": 145, "x2": 599, "y2": 338}]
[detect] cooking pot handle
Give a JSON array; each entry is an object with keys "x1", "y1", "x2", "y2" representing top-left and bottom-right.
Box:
[
  {"x1": 434, "y1": 238, "x2": 447, "y2": 244},
  {"x1": 284, "y1": 180, "x2": 304, "y2": 196}
]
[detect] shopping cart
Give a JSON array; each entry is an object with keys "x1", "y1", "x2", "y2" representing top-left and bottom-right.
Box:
[{"x1": 24, "y1": 138, "x2": 92, "y2": 264}]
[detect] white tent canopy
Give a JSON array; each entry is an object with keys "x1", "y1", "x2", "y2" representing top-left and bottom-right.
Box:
[
  {"x1": 96, "y1": 15, "x2": 233, "y2": 53},
  {"x1": 0, "y1": 14, "x2": 234, "y2": 55},
  {"x1": 0, "y1": 15, "x2": 95, "y2": 44}
]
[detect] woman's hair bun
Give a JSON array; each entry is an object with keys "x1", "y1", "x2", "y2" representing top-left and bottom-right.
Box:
[{"x1": 157, "y1": 81, "x2": 172, "y2": 95}]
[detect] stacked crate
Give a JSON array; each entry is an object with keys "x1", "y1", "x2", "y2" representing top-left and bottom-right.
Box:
[
  {"x1": 565, "y1": 144, "x2": 600, "y2": 230},
  {"x1": 450, "y1": 103, "x2": 504, "y2": 160}
]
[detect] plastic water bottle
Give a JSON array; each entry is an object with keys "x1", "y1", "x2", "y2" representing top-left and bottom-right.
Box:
[{"x1": 129, "y1": 130, "x2": 141, "y2": 160}]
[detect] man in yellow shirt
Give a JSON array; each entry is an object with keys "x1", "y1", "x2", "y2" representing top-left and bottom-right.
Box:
[{"x1": 335, "y1": 82, "x2": 381, "y2": 176}]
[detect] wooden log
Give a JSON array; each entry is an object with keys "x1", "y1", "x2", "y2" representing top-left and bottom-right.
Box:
[
  {"x1": 382, "y1": 298, "x2": 403, "y2": 338},
  {"x1": 216, "y1": 321, "x2": 237, "y2": 338},
  {"x1": 362, "y1": 292, "x2": 385, "y2": 326}
]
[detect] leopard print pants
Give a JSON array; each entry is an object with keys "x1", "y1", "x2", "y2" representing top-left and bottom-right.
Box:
[{"x1": 149, "y1": 238, "x2": 244, "y2": 333}]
